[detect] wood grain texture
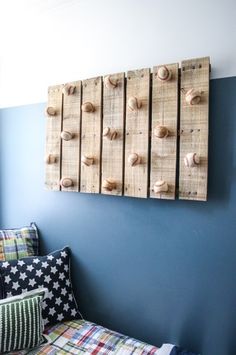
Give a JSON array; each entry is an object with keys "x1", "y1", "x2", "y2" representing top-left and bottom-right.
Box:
[
  {"x1": 179, "y1": 57, "x2": 210, "y2": 201},
  {"x1": 45, "y1": 85, "x2": 63, "y2": 191},
  {"x1": 61, "y1": 81, "x2": 81, "y2": 192},
  {"x1": 150, "y1": 63, "x2": 178, "y2": 199},
  {"x1": 80, "y1": 77, "x2": 102, "y2": 193},
  {"x1": 124, "y1": 68, "x2": 150, "y2": 198},
  {"x1": 102, "y1": 73, "x2": 125, "y2": 195}
]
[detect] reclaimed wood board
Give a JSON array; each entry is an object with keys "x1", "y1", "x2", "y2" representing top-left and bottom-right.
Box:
[
  {"x1": 80, "y1": 77, "x2": 102, "y2": 193},
  {"x1": 124, "y1": 68, "x2": 150, "y2": 198},
  {"x1": 150, "y1": 63, "x2": 178, "y2": 199},
  {"x1": 179, "y1": 57, "x2": 210, "y2": 201},
  {"x1": 61, "y1": 81, "x2": 81, "y2": 192},
  {"x1": 45, "y1": 85, "x2": 63, "y2": 191},
  {"x1": 102, "y1": 73, "x2": 125, "y2": 195}
]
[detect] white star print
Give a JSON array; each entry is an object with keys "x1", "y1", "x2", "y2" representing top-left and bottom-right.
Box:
[
  {"x1": 42, "y1": 261, "x2": 49, "y2": 268},
  {"x1": 66, "y1": 280, "x2": 70, "y2": 287},
  {"x1": 61, "y1": 288, "x2": 67, "y2": 296},
  {"x1": 42, "y1": 301, "x2": 47, "y2": 310},
  {"x1": 33, "y1": 258, "x2": 40, "y2": 264},
  {"x1": 12, "y1": 281, "x2": 20, "y2": 290},
  {"x1": 46, "y1": 291, "x2": 54, "y2": 300},
  {"x1": 61, "y1": 251, "x2": 67, "y2": 258},
  {"x1": 57, "y1": 314, "x2": 64, "y2": 321},
  {"x1": 2, "y1": 261, "x2": 9, "y2": 268},
  {"x1": 27, "y1": 265, "x2": 34, "y2": 272},
  {"x1": 17, "y1": 260, "x2": 25, "y2": 266},
  {"x1": 63, "y1": 303, "x2": 69, "y2": 312},
  {"x1": 36, "y1": 269, "x2": 43, "y2": 277},
  {"x1": 56, "y1": 258, "x2": 62, "y2": 266},
  {"x1": 64, "y1": 265, "x2": 69, "y2": 272},
  {"x1": 53, "y1": 281, "x2": 60, "y2": 290},
  {"x1": 21, "y1": 288, "x2": 28, "y2": 293},
  {"x1": 10, "y1": 266, "x2": 18, "y2": 274},
  {"x1": 71, "y1": 309, "x2": 77, "y2": 317},
  {"x1": 44, "y1": 275, "x2": 51, "y2": 284},
  {"x1": 47, "y1": 255, "x2": 54, "y2": 261},
  {"x1": 19, "y1": 272, "x2": 27, "y2": 281},
  {"x1": 5, "y1": 275, "x2": 11, "y2": 284},
  {"x1": 50, "y1": 266, "x2": 57, "y2": 274},
  {"x1": 49, "y1": 307, "x2": 56, "y2": 316},
  {"x1": 69, "y1": 294, "x2": 73, "y2": 301},
  {"x1": 55, "y1": 297, "x2": 62, "y2": 306},
  {"x1": 6, "y1": 292, "x2": 12, "y2": 297},
  {"x1": 29, "y1": 278, "x2": 36, "y2": 287},
  {"x1": 44, "y1": 318, "x2": 49, "y2": 325},
  {"x1": 59, "y1": 272, "x2": 65, "y2": 281}
]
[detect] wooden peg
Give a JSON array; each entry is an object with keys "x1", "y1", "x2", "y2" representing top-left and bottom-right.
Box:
[
  {"x1": 102, "y1": 178, "x2": 117, "y2": 191},
  {"x1": 154, "y1": 125, "x2": 169, "y2": 138},
  {"x1": 104, "y1": 75, "x2": 118, "y2": 89},
  {"x1": 45, "y1": 106, "x2": 56, "y2": 117},
  {"x1": 81, "y1": 155, "x2": 94, "y2": 166},
  {"x1": 102, "y1": 127, "x2": 117, "y2": 140},
  {"x1": 45, "y1": 154, "x2": 56, "y2": 164},
  {"x1": 62, "y1": 84, "x2": 76, "y2": 96},
  {"x1": 81, "y1": 102, "x2": 94, "y2": 113},
  {"x1": 60, "y1": 177, "x2": 73, "y2": 188},
  {"x1": 154, "y1": 180, "x2": 169, "y2": 193},
  {"x1": 185, "y1": 89, "x2": 202, "y2": 105},
  {"x1": 184, "y1": 152, "x2": 200, "y2": 167},
  {"x1": 128, "y1": 153, "x2": 141, "y2": 166},
  {"x1": 128, "y1": 96, "x2": 142, "y2": 112},
  {"x1": 60, "y1": 131, "x2": 73, "y2": 141},
  {"x1": 157, "y1": 66, "x2": 172, "y2": 81}
]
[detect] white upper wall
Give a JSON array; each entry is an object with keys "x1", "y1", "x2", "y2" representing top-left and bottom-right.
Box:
[{"x1": 0, "y1": 0, "x2": 235, "y2": 108}]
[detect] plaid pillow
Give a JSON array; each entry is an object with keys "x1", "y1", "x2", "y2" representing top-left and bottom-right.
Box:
[{"x1": 0, "y1": 223, "x2": 39, "y2": 261}]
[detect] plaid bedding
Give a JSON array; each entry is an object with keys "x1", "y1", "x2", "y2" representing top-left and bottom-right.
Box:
[
  {"x1": 0, "y1": 223, "x2": 39, "y2": 261},
  {"x1": 13, "y1": 319, "x2": 162, "y2": 355}
]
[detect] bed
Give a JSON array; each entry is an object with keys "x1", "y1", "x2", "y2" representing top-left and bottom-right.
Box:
[{"x1": 12, "y1": 319, "x2": 187, "y2": 355}]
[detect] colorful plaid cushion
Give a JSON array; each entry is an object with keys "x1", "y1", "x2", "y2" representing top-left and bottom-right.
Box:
[{"x1": 0, "y1": 223, "x2": 39, "y2": 261}]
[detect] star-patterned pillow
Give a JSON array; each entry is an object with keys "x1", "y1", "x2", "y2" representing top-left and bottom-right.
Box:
[{"x1": 0, "y1": 247, "x2": 81, "y2": 326}]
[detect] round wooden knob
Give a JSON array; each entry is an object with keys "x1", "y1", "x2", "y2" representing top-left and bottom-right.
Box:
[
  {"x1": 128, "y1": 153, "x2": 141, "y2": 166},
  {"x1": 60, "y1": 131, "x2": 73, "y2": 141},
  {"x1": 62, "y1": 84, "x2": 76, "y2": 96},
  {"x1": 184, "y1": 153, "x2": 200, "y2": 167},
  {"x1": 45, "y1": 154, "x2": 56, "y2": 164},
  {"x1": 154, "y1": 125, "x2": 169, "y2": 138},
  {"x1": 104, "y1": 75, "x2": 118, "y2": 89},
  {"x1": 157, "y1": 66, "x2": 172, "y2": 81},
  {"x1": 60, "y1": 178, "x2": 73, "y2": 188},
  {"x1": 102, "y1": 127, "x2": 117, "y2": 140},
  {"x1": 45, "y1": 106, "x2": 56, "y2": 117},
  {"x1": 81, "y1": 155, "x2": 94, "y2": 166},
  {"x1": 154, "y1": 180, "x2": 169, "y2": 193},
  {"x1": 185, "y1": 89, "x2": 202, "y2": 105},
  {"x1": 128, "y1": 96, "x2": 142, "y2": 112},
  {"x1": 81, "y1": 102, "x2": 94, "y2": 113},
  {"x1": 102, "y1": 178, "x2": 117, "y2": 191}
]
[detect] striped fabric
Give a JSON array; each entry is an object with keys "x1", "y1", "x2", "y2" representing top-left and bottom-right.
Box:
[
  {"x1": 0, "y1": 289, "x2": 47, "y2": 353},
  {"x1": 14, "y1": 319, "x2": 161, "y2": 354},
  {"x1": 0, "y1": 223, "x2": 39, "y2": 261}
]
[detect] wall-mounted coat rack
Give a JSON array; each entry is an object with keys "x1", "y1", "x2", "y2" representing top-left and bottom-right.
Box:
[{"x1": 45, "y1": 56, "x2": 210, "y2": 201}]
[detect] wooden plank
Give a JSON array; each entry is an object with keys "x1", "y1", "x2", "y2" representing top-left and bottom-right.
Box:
[
  {"x1": 179, "y1": 57, "x2": 210, "y2": 201},
  {"x1": 150, "y1": 64, "x2": 178, "y2": 199},
  {"x1": 124, "y1": 68, "x2": 150, "y2": 198},
  {"x1": 80, "y1": 76, "x2": 102, "y2": 193},
  {"x1": 45, "y1": 85, "x2": 63, "y2": 191},
  {"x1": 101, "y1": 73, "x2": 125, "y2": 195},
  {"x1": 61, "y1": 81, "x2": 81, "y2": 192}
]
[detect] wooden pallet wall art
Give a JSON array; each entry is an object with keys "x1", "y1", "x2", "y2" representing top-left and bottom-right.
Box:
[{"x1": 45, "y1": 56, "x2": 210, "y2": 201}]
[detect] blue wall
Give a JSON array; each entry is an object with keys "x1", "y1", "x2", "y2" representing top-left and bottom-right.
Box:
[{"x1": 0, "y1": 77, "x2": 236, "y2": 355}]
